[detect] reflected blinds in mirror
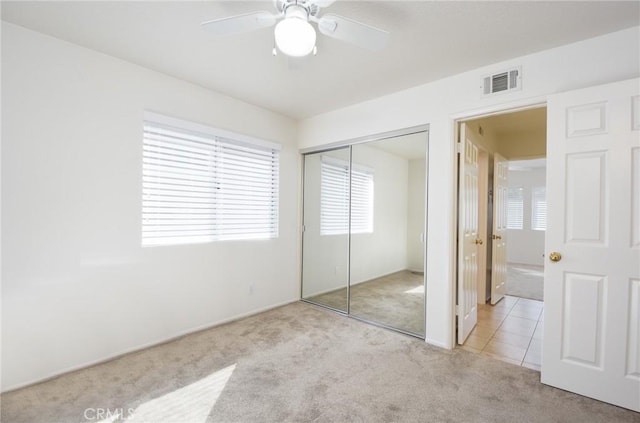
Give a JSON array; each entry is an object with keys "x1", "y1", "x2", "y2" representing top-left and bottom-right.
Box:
[{"x1": 320, "y1": 156, "x2": 373, "y2": 235}]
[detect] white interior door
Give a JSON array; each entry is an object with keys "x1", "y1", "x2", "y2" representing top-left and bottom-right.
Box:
[
  {"x1": 543, "y1": 78, "x2": 640, "y2": 411},
  {"x1": 477, "y1": 151, "x2": 490, "y2": 304},
  {"x1": 491, "y1": 153, "x2": 508, "y2": 305},
  {"x1": 457, "y1": 123, "x2": 479, "y2": 344}
]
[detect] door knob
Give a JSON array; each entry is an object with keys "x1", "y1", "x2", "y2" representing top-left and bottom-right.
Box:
[
  {"x1": 492, "y1": 234, "x2": 502, "y2": 240},
  {"x1": 549, "y1": 252, "x2": 562, "y2": 262},
  {"x1": 474, "y1": 239, "x2": 483, "y2": 245}
]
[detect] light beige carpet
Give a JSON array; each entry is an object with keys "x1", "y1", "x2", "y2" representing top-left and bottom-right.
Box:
[
  {"x1": 306, "y1": 270, "x2": 425, "y2": 336},
  {"x1": 2, "y1": 302, "x2": 637, "y2": 423}
]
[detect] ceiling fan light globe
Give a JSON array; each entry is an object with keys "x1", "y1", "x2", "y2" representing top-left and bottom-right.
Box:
[{"x1": 274, "y1": 18, "x2": 316, "y2": 57}]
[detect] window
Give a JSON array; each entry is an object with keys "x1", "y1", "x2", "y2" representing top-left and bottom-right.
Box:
[
  {"x1": 507, "y1": 187, "x2": 524, "y2": 229},
  {"x1": 531, "y1": 186, "x2": 547, "y2": 231},
  {"x1": 320, "y1": 157, "x2": 373, "y2": 235},
  {"x1": 142, "y1": 114, "x2": 279, "y2": 246}
]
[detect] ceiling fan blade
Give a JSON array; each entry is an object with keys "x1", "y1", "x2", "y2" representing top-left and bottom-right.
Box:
[
  {"x1": 308, "y1": 0, "x2": 337, "y2": 7},
  {"x1": 201, "y1": 11, "x2": 277, "y2": 36},
  {"x1": 317, "y1": 13, "x2": 389, "y2": 51}
]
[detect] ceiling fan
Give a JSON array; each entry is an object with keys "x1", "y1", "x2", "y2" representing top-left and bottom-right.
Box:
[{"x1": 201, "y1": 0, "x2": 389, "y2": 58}]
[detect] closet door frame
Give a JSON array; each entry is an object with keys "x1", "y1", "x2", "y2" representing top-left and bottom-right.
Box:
[{"x1": 300, "y1": 124, "x2": 430, "y2": 338}]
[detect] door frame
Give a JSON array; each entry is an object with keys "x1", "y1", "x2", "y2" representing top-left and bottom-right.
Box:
[{"x1": 451, "y1": 97, "x2": 547, "y2": 346}]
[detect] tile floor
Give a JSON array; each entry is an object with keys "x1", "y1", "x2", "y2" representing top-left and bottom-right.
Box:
[{"x1": 461, "y1": 295, "x2": 544, "y2": 371}]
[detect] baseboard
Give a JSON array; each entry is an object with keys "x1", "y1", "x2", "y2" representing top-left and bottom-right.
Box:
[
  {"x1": 1, "y1": 298, "x2": 299, "y2": 393},
  {"x1": 350, "y1": 268, "x2": 418, "y2": 286},
  {"x1": 303, "y1": 284, "x2": 347, "y2": 298},
  {"x1": 507, "y1": 262, "x2": 544, "y2": 268},
  {"x1": 304, "y1": 268, "x2": 418, "y2": 298}
]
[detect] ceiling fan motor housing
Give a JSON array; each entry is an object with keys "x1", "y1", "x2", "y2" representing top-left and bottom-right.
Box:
[
  {"x1": 276, "y1": 0, "x2": 320, "y2": 19},
  {"x1": 284, "y1": 4, "x2": 310, "y2": 21}
]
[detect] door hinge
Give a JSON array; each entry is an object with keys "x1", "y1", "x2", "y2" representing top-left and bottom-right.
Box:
[
  {"x1": 456, "y1": 142, "x2": 462, "y2": 154},
  {"x1": 456, "y1": 305, "x2": 461, "y2": 316}
]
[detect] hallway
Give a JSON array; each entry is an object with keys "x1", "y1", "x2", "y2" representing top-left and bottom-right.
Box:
[{"x1": 461, "y1": 295, "x2": 543, "y2": 370}]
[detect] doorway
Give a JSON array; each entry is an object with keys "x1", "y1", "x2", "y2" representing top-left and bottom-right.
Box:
[{"x1": 455, "y1": 107, "x2": 547, "y2": 369}]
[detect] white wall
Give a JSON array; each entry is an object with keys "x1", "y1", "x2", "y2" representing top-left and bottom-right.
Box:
[
  {"x1": 1, "y1": 23, "x2": 300, "y2": 391},
  {"x1": 298, "y1": 27, "x2": 640, "y2": 348},
  {"x1": 302, "y1": 144, "x2": 409, "y2": 297},
  {"x1": 507, "y1": 168, "x2": 546, "y2": 266},
  {"x1": 407, "y1": 159, "x2": 426, "y2": 272},
  {"x1": 350, "y1": 144, "x2": 408, "y2": 283}
]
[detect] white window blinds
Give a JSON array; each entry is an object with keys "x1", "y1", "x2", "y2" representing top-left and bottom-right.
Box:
[
  {"x1": 320, "y1": 157, "x2": 373, "y2": 235},
  {"x1": 142, "y1": 117, "x2": 279, "y2": 246},
  {"x1": 531, "y1": 186, "x2": 547, "y2": 231},
  {"x1": 350, "y1": 166, "x2": 374, "y2": 234},
  {"x1": 320, "y1": 158, "x2": 349, "y2": 236},
  {"x1": 507, "y1": 187, "x2": 524, "y2": 230}
]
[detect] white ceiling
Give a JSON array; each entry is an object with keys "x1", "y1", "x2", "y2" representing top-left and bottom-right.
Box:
[
  {"x1": 479, "y1": 106, "x2": 547, "y2": 139},
  {"x1": 2, "y1": 1, "x2": 638, "y2": 119}
]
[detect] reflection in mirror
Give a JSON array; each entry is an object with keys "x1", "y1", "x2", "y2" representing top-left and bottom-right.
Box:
[
  {"x1": 349, "y1": 132, "x2": 427, "y2": 336},
  {"x1": 301, "y1": 147, "x2": 350, "y2": 312}
]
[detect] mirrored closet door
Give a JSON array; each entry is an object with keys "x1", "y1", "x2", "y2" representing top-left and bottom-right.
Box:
[
  {"x1": 301, "y1": 131, "x2": 428, "y2": 337},
  {"x1": 301, "y1": 147, "x2": 351, "y2": 313}
]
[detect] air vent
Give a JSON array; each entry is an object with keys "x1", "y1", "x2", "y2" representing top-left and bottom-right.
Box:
[{"x1": 482, "y1": 67, "x2": 521, "y2": 96}]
